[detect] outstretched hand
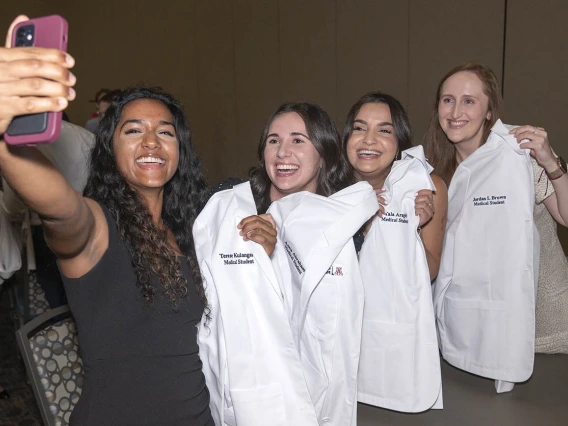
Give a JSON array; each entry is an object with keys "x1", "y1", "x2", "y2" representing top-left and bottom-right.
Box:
[{"x1": 0, "y1": 15, "x2": 76, "y2": 135}]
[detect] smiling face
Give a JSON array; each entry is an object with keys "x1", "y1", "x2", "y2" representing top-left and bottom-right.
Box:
[
  {"x1": 113, "y1": 99, "x2": 179, "y2": 195},
  {"x1": 346, "y1": 102, "x2": 398, "y2": 186},
  {"x1": 264, "y1": 112, "x2": 322, "y2": 201},
  {"x1": 438, "y1": 71, "x2": 491, "y2": 152}
]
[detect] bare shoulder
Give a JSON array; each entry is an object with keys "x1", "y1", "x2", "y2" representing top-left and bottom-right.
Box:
[
  {"x1": 431, "y1": 173, "x2": 448, "y2": 196},
  {"x1": 57, "y1": 198, "x2": 110, "y2": 279}
]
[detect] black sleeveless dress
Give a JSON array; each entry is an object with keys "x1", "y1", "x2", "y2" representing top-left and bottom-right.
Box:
[{"x1": 62, "y1": 205, "x2": 214, "y2": 426}]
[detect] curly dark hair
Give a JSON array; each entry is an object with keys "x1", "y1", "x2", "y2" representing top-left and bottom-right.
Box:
[
  {"x1": 249, "y1": 102, "x2": 352, "y2": 213},
  {"x1": 342, "y1": 91, "x2": 413, "y2": 164},
  {"x1": 84, "y1": 86, "x2": 209, "y2": 315}
]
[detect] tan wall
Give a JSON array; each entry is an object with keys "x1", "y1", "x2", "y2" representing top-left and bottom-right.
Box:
[
  {"x1": 3, "y1": 1, "x2": 568, "y2": 247},
  {"x1": 503, "y1": 0, "x2": 568, "y2": 251},
  {"x1": 1, "y1": 0, "x2": 506, "y2": 184}
]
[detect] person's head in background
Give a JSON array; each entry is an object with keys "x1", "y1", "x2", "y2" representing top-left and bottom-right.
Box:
[
  {"x1": 423, "y1": 62, "x2": 504, "y2": 185},
  {"x1": 97, "y1": 89, "x2": 122, "y2": 117},
  {"x1": 342, "y1": 92, "x2": 413, "y2": 189},
  {"x1": 249, "y1": 102, "x2": 351, "y2": 213},
  {"x1": 91, "y1": 88, "x2": 110, "y2": 116}
]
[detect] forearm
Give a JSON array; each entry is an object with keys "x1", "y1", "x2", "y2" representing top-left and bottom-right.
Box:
[
  {"x1": 1, "y1": 178, "x2": 27, "y2": 221},
  {"x1": 424, "y1": 247, "x2": 441, "y2": 281},
  {"x1": 420, "y1": 174, "x2": 447, "y2": 281},
  {"x1": 0, "y1": 141, "x2": 81, "y2": 223},
  {"x1": 548, "y1": 174, "x2": 568, "y2": 226}
]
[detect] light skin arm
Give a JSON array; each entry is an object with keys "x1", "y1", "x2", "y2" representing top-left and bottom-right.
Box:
[
  {"x1": 510, "y1": 125, "x2": 568, "y2": 226},
  {"x1": 417, "y1": 174, "x2": 448, "y2": 280},
  {"x1": 0, "y1": 16, "x2": 107, "y2": 278}
]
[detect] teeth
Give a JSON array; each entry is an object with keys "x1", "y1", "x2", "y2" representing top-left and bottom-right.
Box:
[
  {"x1": 358, "y1": 150, "x2": 381, "y2": 156},
  {"x1": 136, "y1": 157, "x2": 165, "y2": 164},
  {"x1": 277, "y1": 164, "x2": 299, "y2": 170},
  {"x1": 450, "y1": 121, "x2": 467, "y2": 126}
]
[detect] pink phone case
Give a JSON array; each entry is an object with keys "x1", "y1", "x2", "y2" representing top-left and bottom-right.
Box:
[{"x1": 4, "y1": 15, "x2": 68, "y2": 145}]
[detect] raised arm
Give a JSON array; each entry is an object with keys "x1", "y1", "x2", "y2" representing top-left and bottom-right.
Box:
[
  {"x1": 510, "y1": 125, "x2": 568, "y2": 226},
  {"x1": 0, "y1": 16, "x2": 105, "y2": 277},
  {"x1": 415, "y1": 174, "x2": 448, "y2": 280}
]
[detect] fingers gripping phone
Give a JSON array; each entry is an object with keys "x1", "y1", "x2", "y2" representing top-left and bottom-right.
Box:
[{"x1": 4, "y1": 15, "x2": 68, "y2": 145}]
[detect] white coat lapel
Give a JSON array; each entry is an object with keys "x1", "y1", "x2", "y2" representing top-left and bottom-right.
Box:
[
  {"x1": 232, "y1": 182, "x2": 284, "y2": 302},
  {"x1": 490, "y1": 119, "x2": 528, "y2": 156},
  {"x1": 298, "y1": 186, "x2": 379, "y2": 331}
]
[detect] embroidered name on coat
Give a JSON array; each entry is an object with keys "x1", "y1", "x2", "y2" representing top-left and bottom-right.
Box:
[
  {"x1": 380, "y1": 211, "x2": 409, "y2": 224},
  {"x1": 218, "y1": 252, "x2": 255, "y2": 265},
  {"x1": 473, "y1": 195, "x2": 507, "y2": 206},
  {"x1": 284, "y1": 241, "x2": 305, "y2": 275}
]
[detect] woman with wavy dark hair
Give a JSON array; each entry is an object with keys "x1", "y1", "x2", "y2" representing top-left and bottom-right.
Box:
[
  {"x1": 342, "y1": 92, "x2": 447, "y2": 279},
  {"x1": 0, "y1": 16, "x2": 214, "y2": 425},
  {"x1": 219, "y1": 102, "x2": 352, "y2": 256}
]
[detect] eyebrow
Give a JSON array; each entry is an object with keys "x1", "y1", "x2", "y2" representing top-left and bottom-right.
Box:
[
  {"x1": 120, "y1": 119, "x2": 175, "y2": 130},
  {"x1": 354, "y1": 119, "x2": 393, "y2": 127},
  {"x1": 266, "y1": 131, "x2": 310, "y2": 139},
  {"x1": 441, "y1": 93, "x2": 480, "y2": 100}
]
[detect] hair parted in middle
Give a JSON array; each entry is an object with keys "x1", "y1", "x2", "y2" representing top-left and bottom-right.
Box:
[
  {"x1": 249, "y1": 101, "x2": 352, "y2": 213},
  {"x1": 342, "y1": 91, "x2": 413, "y2": 165},
  {"x1": 423, "y1": 62, "x2": 504, "y2": 185},
  {"x1": 84, "y1": 86, "x2": 209, "y2": 317}
]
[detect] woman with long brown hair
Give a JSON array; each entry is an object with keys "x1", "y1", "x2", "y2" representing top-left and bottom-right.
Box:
[{"x1": 425, "y1": 62, "x2": 568, "y2": 390}]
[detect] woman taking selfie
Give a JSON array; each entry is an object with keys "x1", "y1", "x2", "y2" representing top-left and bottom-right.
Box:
[{"x1": 0, "y1": 16, "x2": 214, "y2": 425}]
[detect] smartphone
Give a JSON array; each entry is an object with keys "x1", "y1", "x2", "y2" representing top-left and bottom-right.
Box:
[{"x1": 4, "y1": 15, "x2": 69, "y2": 146}]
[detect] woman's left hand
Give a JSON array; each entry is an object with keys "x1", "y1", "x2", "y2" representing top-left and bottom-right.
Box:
[
  {"x1": 509, "y1": 125, "x2": 557, "y2": 172},
  {"x1": 415, "y1": 189, "x2": 435, "y2": 227},
  {"x1": 237, "y1": 214, "x2": 277, "y2": 256}
]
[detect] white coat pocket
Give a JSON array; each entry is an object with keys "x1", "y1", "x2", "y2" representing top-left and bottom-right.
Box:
[
  {"x1": 441, "y1": 297, "x2": 506, "y2": 371},
  {"x1": 358, "y1": 321, "x2": 416, "y2": 401},
  {"x1": 230, "y1": 383, "x2": 288, "y2": 426}
]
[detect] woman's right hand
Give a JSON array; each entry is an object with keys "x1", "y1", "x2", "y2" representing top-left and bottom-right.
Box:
[
  {"x1": 237, "y1": 214, "x2": 278, "y2": 257},
  {"x1": 0, "y1": 15, "x2": 76, "y2": 135}
]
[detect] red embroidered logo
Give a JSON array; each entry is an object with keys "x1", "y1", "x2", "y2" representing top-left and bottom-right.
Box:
[{"x1": 326, "y1": 265, "x2": 344, "y2": 276}]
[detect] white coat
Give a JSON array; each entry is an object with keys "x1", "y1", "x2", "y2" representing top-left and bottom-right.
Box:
[
  {"x1": 194, "y1": 182, "x2": 318, "y2": 426},
  {"x1": 433, "y1": 120, "x2": 539, "y2": 385},
  {"x1": 268, "y1": 182, "x2": 379, "y2": 426},
  {"x1": 357, "y1": 146, "x2": 442, "y2": 412}
]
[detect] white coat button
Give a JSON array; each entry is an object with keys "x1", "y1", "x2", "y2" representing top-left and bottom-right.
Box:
[{"x1": 322, "y1": 417, "x2": 330, "y2": 422}]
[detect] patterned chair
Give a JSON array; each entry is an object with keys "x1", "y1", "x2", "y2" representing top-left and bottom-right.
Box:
[
  {"x1": 16, "y1": 305, "x2": 84, "y2": 426},
  {"x1": 9, "y1": 242, "x2": 50, "y2": 328}
]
